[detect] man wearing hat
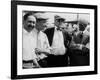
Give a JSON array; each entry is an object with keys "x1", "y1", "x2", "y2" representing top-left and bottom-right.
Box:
[
  {"x1": 44, "y1": 15, "x2": 71, "y2": 67},
  {"x1": 22, "y1": 12, "x2": 51, "y2": 68},
  {"x1": 69, "y1": 21, "x2": 90, "y2": 66},
  {"x1": 33, "y1": 12, "x2": 52, "y2": 67}
]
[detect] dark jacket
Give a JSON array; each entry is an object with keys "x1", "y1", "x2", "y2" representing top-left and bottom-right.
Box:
[
  {"x1": 44, "y1": 27, "x2": 72, "y2": 48},
  {"x1": 44, "y1": 27, "x2": 72, "y2": 67}
]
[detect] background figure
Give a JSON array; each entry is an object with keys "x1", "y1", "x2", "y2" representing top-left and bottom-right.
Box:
[
  {"x1": 69, "y1": 21, "x2": 90, "y2": 66},
  {"x1": 82, "y1": 24, "x2": 90, "y2": 52},
  {"x1": 44, "y1": 15, "x2": 71, "y2": 67}
]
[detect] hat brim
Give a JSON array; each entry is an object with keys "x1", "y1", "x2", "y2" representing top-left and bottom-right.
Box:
[
  {"x1": 56, "y1": 18, "x2": 65, "y2": 22},
  {"x1": 56, "y1": 18, "x2": 65, "y2": 20},
  {"x1": 37, "y1": 18, "x2": 48, "y2": 20}
]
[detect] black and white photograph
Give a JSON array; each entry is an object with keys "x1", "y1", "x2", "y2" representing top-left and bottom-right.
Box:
[
  {"x1": 22, "y1": 11, "x2": 90, "y2": 68},
  {"x1": 11, "y1": 0, "x2": 97, "y2": 79}
]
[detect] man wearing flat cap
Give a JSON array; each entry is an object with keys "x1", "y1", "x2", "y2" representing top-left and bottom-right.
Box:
[
  {"x1": 44, "y1": 15, "x2": 71, "y2": 67},
  {"x1": 33, "y1": 13, "x2": 52, "y2": 67}
]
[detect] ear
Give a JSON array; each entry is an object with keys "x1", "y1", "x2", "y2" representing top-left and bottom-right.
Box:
[{"x1": 23, "y1": 19, "x2": 27, "y2": 25}]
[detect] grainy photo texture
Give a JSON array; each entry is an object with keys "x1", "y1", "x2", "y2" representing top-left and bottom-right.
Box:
[{"x1": 22, "y1": 11, "x2": 90, "y2": 69}]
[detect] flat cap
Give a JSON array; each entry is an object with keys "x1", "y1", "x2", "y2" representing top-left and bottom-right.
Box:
[
  {"x1": 34, "y1": 13, "x2": 48, "y2": 20},
  {"x1": 54, "y1": 15, "x2": 65, "y2": 21}
]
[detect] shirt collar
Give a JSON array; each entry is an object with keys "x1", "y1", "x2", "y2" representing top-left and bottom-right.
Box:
[
  {"x1": 23, "y1": 28, "x2": 39, "y2": 35},
  {"x1": 23, "y1": 28, "x2": 29, "y2": 35},
  {"x1": 32, "y1": 28, "x2": 38, "y2": 33},
  {"x1": 32, "y1": 28, "x2": 43, "y2": 36},
  {"x1": 23, "y1": 27, "x2": 43, "y2": 37}
]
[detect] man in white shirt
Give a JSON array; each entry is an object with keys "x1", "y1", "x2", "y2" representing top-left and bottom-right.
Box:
[
  {"x1": 44, "y1": 15, "x2": 71, "y2": 67},
  {"x1": 23, "y1": 12, "x2": 50, "y2": 68},
  {"x1": 34, "y1": 12, "x2": 51, "y2": 67}
]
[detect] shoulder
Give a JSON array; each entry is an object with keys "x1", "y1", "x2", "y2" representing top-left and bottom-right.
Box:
[
  {"x1": 40, "y1": 31, "x2": 48, "y2": 37},
  {"x1": 62, "y1": 29, "x2": 70, "y2": 37},
  {"x1": 75, "y1": 31, "x2": 81, "y2": 36},
  {"x1": 62, "y1": 29, "x2": 68, "y2": 34},
  {"x1": 62, "y1": 29, "x2": 72, "y2": 41},
  {"x1": 44, "y1": 27, "x2": 55, "y2": 33},
  {"x1": 23, "y1": 28, "x2": 28, "y2": 34}
]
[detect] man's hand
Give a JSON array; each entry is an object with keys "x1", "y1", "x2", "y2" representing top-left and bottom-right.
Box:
[
  {"x1": 35, "y1": 48, "x2": 42, "y2": 54},
  {"x1": 82, "y1": 47, "x2": 89, "y2": 53},
  {"x1": 76, "y1": 44, "x2": 85, "y2": 50},
  {"x1": 35, "y1": 48, "x2": 51, "y2": 56}
]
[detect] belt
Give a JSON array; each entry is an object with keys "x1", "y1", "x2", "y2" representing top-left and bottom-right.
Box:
[{"x1": 23, "y1": 60, "x2": 33, "y2": 63}]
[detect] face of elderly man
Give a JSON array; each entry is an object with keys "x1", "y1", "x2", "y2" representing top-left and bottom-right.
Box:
[
  {"x1": 36, "y1": 19, "x2": 47, "y2": 31},
  {"x1": 24, "y1": 15, "x2": 36, "y2": 32},
  {"x1": 55, "y1": 19, "x2": 65, "y2": 28}
]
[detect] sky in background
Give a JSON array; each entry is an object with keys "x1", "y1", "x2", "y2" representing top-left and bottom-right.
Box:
[
  {"x1": 23, "y1": 11, "x2": 90, "y2": 27},
  {"x1": 43, "y1": 12, "x2": 90, "y2": 27}
]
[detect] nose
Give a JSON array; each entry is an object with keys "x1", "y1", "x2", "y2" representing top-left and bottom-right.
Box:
[
  {"x1": 30, "y1": 22, "x2": 35, "y2": 26},
  {"x1": 43, "y1": 22, "x2": 48, "y2": 26}
]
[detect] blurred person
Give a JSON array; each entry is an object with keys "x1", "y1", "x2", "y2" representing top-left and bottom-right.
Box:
[
  {"x1": 72, "y1": 24, "x2": 79, "y2": 34},
  {"x1": 83, "y1": 24, "x2": 90, "y2": 50},
  {"x1": 69, "y1": 21, "x2": 90, "y2": 66},
  {"x1": 65, "y1": 23, "x2": 75, "y2": 36},
  {"x1": 44, "y1": 15, "x2": 71, "y2": 67},
  {"x1": 67, "y1": 23, "x2": 73, "y2": 34},
  {"x1": 83, "y1": 24, "x2": 90, "y2": 36}
]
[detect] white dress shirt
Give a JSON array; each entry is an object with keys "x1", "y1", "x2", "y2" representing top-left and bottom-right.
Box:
[
  {"x1": 23, "y1": 28, "x2": 50, "y2": 61},
  {"x1": 51, "y1": 27, "x2": 66, "y2": 55}
]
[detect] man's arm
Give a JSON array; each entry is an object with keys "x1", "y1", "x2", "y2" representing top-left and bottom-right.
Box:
[
  {"x1": 35, "y1": 33, "x2": 51, "y2": 55},
  {"x1": 70, "y1": 37, "x2": 84, "y2": 50},
  {"x1": 33, "y1": 58, "x2": 41, "y2": 68}
]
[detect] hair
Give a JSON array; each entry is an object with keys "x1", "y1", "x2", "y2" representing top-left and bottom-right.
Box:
[{"x1": 23, "y1": 12, "x2": 35, "y2": 21}]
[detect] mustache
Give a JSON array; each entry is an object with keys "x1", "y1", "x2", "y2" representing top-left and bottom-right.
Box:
[{"x1": 28, "y1": 25, "x2": 34, "y2": 28}]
